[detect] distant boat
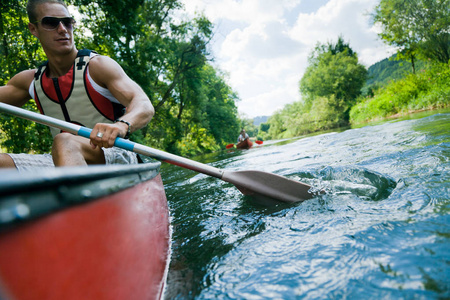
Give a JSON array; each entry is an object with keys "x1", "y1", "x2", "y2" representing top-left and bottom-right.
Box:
[
  {"x1": 236, "y1": 138, "x2": 253, "y2": 149},
  {"x1": 0, "y1": 162, "x2": 171, "y2": 300}
]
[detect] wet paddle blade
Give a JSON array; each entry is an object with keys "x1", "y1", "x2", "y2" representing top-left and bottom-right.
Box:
[
  {"x1": 222, "y1": 170, "x2": 313, "y2": 204},
  {"x1": 255, "y1": 140, "x2": 263, "y2": 145},
  {"x1": 225, "y1": 144, "x2": 235, "y2": 149}
]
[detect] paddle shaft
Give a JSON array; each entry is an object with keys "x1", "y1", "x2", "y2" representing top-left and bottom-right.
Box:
[{"x1": 0, "y1": 103, "x2": 223, "y2": 178}]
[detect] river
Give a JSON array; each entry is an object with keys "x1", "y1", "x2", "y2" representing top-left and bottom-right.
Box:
[{"x1": 162, "y1": 110, "x2": 450, "y2": 299}]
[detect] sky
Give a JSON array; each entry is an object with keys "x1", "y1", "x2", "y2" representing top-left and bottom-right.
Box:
[{"x1": 178, "y1": 0, "x2": 396, "y2": 119}]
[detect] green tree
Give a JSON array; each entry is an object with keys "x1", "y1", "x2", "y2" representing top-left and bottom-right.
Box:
[
  {"x1": 267, "y1": 112, "x2": 286, "y2": 139},
  {"x1": 266, "y1": 37, "x2": 366, "y2": 140},
  {"x1": 300, "y1": 37, "x2": 367, "y2": 121},
  {"x1": 201, "y1": 66, "x2": 240, "y2": 144},
  {"x1": 373, "y1": 0, "x2": 450, "y2": 66}
]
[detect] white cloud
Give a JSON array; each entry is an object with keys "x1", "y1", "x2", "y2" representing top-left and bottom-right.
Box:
[{"x1": 180, "y1": 0, "x2": 394, "y2": 118}]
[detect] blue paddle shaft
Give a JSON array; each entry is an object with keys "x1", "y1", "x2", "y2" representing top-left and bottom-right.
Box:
[{"x1": 77, "y1": 127, "x2": 135, "y2": 152}]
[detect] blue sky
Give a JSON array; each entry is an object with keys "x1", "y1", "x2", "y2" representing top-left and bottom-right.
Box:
[{"x1": 179, "y1": 0, "x2": 395, "y2": 118}]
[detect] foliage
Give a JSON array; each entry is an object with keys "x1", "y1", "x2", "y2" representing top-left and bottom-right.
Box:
[
  {"x1": 300, "y1": 51, "x2": 367, "y2": 106},
  {"x1": 262, "y1": 37, "x2": 365, "y2": 140},
  {"x1": 175, "y1": 124, "x2": 220, "y2": 157},
  {"x1": 0, "y1": 102, "x2": 52, "y2": 153},
  {"x1": 257, "y1": 122, "x2": 270, "y2": 141},
  {"x1": 364, "y1": 54, "x2": 428, "y2": 92},
  {"x1": 350, "y1": 63, "x2": 450, "y2": 124},
  {"x1": 0, "y1": 0, "x2": 45, "y2": 84},
  {"x1": 373, "y1": 0, "x2": 450, "y2": 65},
  {"x1": 300, "y1": 37, "x2": 367, "y2": 106},
  {"x1": 266, "y1": 95, "x2": 349, "y2": 139},
  {"x1": 0, "y1": 0, "x2": 53, "y2": 153},
  {"x1": 271, "y1": 0, "x2": 449, "y2": 140},
  {"x1": 353, "y1": 1, "x2": 450, "y2": 125},
  {"x1": 189, "y1": 65, "x2": 240, "y2": 146}
]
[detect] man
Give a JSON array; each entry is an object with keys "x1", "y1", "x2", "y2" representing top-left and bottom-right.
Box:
[
  {"x1": 0, "y1": 0, "x2": 154, "y2": 170},
  {"x1": 237, "y1": 129, "x2": 249, "y2": 143}
]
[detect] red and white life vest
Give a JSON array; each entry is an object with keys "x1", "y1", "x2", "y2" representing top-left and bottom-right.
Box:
[{"x1": 33, "y1": 49, "x2": 125, "y2": 137}]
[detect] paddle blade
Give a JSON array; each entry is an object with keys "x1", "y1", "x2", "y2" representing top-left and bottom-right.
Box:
[
  {"x1": 255, "y1": 140, "x2": 263, "y2": 145},
  {"x1": 225, "y1": 144, "x2": 235, "y2": 149},
  {"x1": 221, "y1": 170, "x2": 314, "y2": 204}
]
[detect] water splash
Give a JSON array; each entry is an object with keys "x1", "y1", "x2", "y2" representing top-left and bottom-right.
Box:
[{"x1": 298, "y1": 166, "x2": 397, "y2": 201}]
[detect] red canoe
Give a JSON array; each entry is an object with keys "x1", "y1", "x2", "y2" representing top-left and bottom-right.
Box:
[
  {"x1": 0, "y1": 162, "x2": 171, "y2": 300},
  {"x1": 236, "y1": 138, "x2": 253, "y2": 149}
]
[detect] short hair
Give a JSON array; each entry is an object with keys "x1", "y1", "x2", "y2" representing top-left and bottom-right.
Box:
[{"x1": 26, "y1": 0, "x2": 68, "y2": 23}]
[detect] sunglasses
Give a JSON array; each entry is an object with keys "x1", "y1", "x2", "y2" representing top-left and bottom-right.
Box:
[{"x1": 33, "y1": 17, "x2": 76, "y2": 31}]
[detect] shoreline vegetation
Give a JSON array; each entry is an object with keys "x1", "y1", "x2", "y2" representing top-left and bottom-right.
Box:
[
  {"x1": 257, "y1": 61, "x2": 449, "y2": 141},
  {"x1": 255, "y1": 59, "x2": 449, "y2": 142},
  {"x1": 349, "y1": 63, "x2": 450, "y2": 125}
]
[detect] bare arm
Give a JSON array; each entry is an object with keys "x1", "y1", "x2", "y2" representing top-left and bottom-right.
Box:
[
  {"x1": 0, "y1": 70, "x2": 35, "y2": 107},
  {"x1": 87, "y1": 55, "x2": 154, "y2": 148}
]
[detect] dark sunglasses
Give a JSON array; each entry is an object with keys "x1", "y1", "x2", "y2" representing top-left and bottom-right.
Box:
[{"x1": 34, "y1": 17, "x2": 76, "y2": 31}]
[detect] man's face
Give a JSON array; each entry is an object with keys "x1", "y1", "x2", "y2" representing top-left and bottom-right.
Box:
[{"x1": 29, "y1": 3, "x2": 75, "y2": 55}]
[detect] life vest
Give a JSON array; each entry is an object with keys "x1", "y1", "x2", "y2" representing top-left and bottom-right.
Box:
[{"x1": 33, "y1": 49, "x2": 125, "y2": 137}]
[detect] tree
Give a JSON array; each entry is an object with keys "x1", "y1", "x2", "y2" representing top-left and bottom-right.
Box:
[
  {"x1": 299, "y1": 37, "x2": 367, "y2": 121},
  {"x1": 257, "y1": 37, "x2": 368, "y2": 140},
  {"x1": 201, "y1": 66, "x2": 240, "y2": 144},
  {"x1": 373, "y1": 0, "x2": 450, "y2": 66}
]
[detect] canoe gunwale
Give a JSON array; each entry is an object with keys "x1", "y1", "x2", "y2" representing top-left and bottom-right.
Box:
[{"x1": 0, "y1": 162, "x2": 161, "y2": 231}]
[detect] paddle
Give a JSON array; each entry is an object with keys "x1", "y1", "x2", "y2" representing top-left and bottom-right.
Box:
[{"x1": 0, "y1": 103, "x2": 314, "y2": 204}]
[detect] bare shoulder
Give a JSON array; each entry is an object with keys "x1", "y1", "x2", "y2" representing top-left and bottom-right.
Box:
[
  {"x1": 89, "y1": 54, "x2": 120, "y2": 69},
  {"x1": 8, "y1": 69, "x2": 36, "y2": 89},
  {"x1": 89, "y1": 55, "x2": 126, "y2": 85}
]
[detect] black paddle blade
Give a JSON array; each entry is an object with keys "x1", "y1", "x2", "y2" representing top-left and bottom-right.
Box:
[{"x1": 221, "y1": 170, "x2": 314, "y2": 204}]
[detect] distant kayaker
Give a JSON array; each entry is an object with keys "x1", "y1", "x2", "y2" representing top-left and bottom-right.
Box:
[
  {"x1": 0, "y1": 0, "x2": 154, "y2": 170},
  {"x1": 237, "y1": 129, "x2": 249, "y2": 143}
]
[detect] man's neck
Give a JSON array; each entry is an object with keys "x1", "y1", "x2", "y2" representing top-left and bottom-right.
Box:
[{"x1": 46, "y1": 49, "x2": 78, "y2": 78}]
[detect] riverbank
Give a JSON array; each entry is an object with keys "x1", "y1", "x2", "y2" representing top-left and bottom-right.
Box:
[
  {"x1": 349, "y1": 63, "x2": 450, "y2": 125},
  {"x1": 350, "y1": 107, "x2": 450, "y2": 129}
]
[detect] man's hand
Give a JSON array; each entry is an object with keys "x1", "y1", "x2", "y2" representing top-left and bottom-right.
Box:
[{"x1": 89, "y1": 122, "x2": 128, "y2": 149}]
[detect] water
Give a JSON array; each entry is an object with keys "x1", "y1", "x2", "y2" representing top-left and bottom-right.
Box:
[{"x1": 162, "y1": 111, "x2": 450, "y2": 299}]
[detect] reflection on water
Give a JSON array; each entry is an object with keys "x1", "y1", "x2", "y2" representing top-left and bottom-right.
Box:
[{"x1": 163, "y1": 110, "x2": 450, "y2": 299}]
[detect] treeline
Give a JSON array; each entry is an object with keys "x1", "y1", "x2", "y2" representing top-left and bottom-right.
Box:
[
  {"x1": 259, "y1": 0, "x2": 449, "y2": 140},
  {"x1": 0, "y1": 0, "x2": 242, "y2": 156},
  {"x1": 350, "y1": 62, "x2": 450, "y2": 123}
]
